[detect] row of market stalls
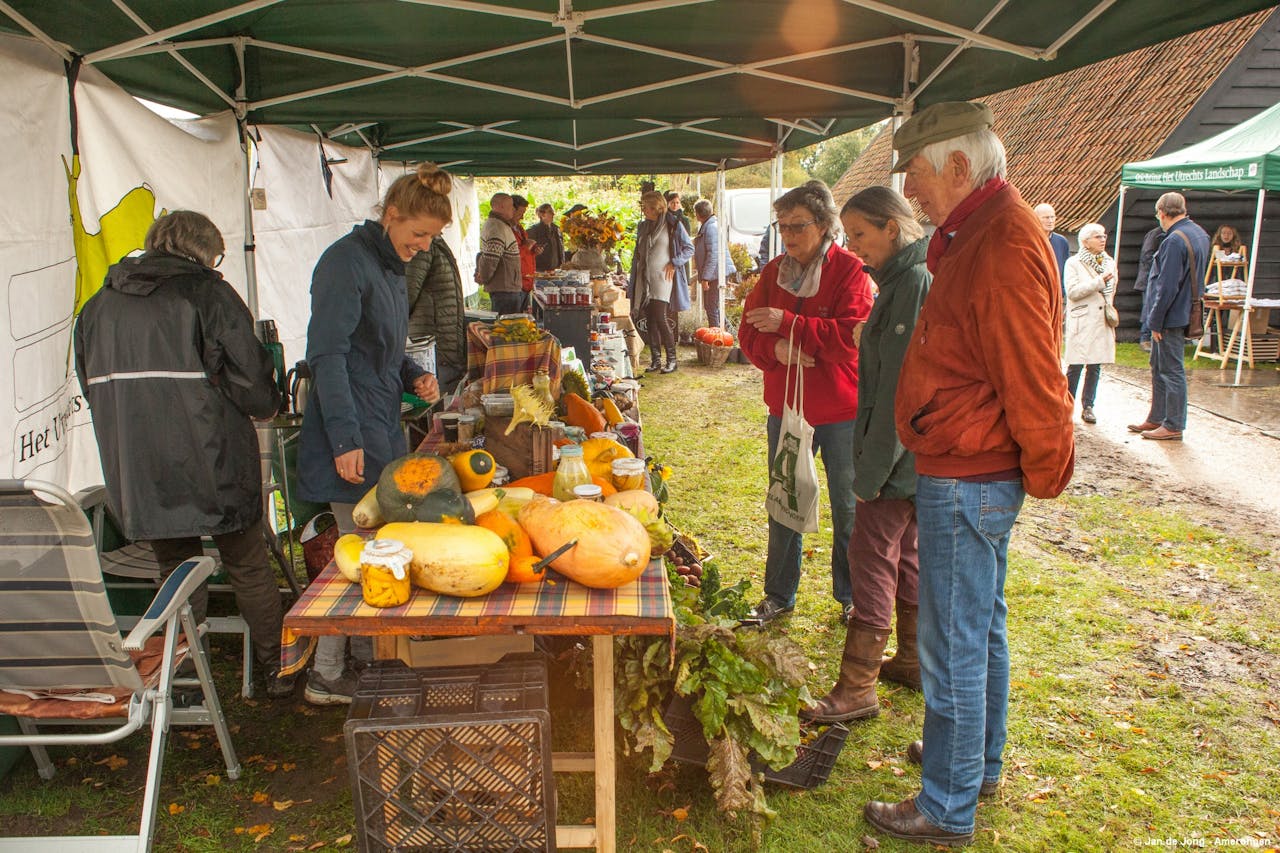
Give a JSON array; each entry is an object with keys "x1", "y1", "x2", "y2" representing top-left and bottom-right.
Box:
[
  {"x1": 1, "y1": 0, "x2": 1273, "y2": 490},
  {"x1": 1120, "y1": 100, "x2": 1280, "y2": 384}
]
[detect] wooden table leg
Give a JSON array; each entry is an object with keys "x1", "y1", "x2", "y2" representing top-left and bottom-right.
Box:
[{"x1": 592, "y1": 635, "x2": 616, "y2": 853}]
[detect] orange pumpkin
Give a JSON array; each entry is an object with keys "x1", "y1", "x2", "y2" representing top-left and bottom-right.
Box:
[
  {"x1": 476, "y1": 510, "x2": 544, "y2": 584},
  {"x1": 708, "y1": 329, "x2": 734, "y2": 347},
  {"x1": 694, "y1": 327, "x2": 711, "y2": 343}
]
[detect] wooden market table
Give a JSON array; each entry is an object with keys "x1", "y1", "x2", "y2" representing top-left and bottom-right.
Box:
[{"x1": 281, "y1": 561, "x2": 674, "y2": 852}]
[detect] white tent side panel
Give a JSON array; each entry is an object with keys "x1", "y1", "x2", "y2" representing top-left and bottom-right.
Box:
[
  {"x1": 1, "y1": 35, "x2": 80, "y2": 487},
  {"x1": 251, "y1": 125, "x2": 381, "y2": 368}
]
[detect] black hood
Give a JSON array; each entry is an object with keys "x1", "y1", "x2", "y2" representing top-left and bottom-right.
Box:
[{"x1": 105, "y1": 251, "x2": 215, "y2": 296}]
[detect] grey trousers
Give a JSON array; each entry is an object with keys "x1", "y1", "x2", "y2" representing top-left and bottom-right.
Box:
[{"x1": 312, "y1": 502, "x2": 372, "y2": 679}]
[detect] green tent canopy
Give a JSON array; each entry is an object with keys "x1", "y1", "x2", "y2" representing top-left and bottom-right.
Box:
[
  {"x1": 1121, "y1": 100, "x2": 1280, "y2": 192},
  {"x1": 2, "y1": 0, "x2": 1274, "y2": 175}
]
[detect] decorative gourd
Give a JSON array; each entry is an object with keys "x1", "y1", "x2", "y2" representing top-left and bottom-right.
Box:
[
  {"x1": 604, "y1": 489, "x2": 660, "y2": 516},
  {"x1": 517, "y1": 496, "x2": 650, "y2": 589},
  {"x1": 599, "y1": 396, "x2": 626, "y2": 427},
  {"x1": 377, "y1": 453, "x2": 475, "y2": 524},
  {"x1": 475, "y1": 509, "x2": 544, "y2": 584},
  {"x1": 450, "y1": 449, "x2": 496, "y2": 492},
  {"x1": 508, "y1": 471, "x2": 557, "y2": 496},
  {"x1": 376, "y1": 521, "x2": 508, "y2": 597},
  {"x1": 352, "y1": 486, "x2": 383, "y2": 529},
  {"x1": 581, "y1": 437, "x2": 634, "y2": 480},
  {"x1": 562, "y1": 392, "x2": 608, "y2": 434},
  {"x1": 333, "y1": 533, "x2": 366, "y2": 583}
]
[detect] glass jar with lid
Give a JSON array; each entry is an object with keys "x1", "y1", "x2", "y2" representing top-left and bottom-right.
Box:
[
  {"x1": 359, "y1": 539, "x2": 413, "y2": 608},
  {"x1": 552, "y1": 444, "x2": 593, "y2": 501}
]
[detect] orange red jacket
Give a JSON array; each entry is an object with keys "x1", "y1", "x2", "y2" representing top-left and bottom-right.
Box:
[{"x1": 894, "y1": 183, "x2": 1075, "y2": 499}]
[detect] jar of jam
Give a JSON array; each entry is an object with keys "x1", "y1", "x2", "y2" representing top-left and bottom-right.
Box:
[{"x1": 611, "y1": 457, "x2": 647, "y2": 491}]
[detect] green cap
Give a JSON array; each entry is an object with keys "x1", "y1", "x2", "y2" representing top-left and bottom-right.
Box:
[{"x1": 892, "y1": 101, "x2": 994, "y2": 173}]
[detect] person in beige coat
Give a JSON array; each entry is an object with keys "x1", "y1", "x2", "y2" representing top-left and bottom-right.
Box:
[{"x1": 1063, "y1": 222, "x2": 1116, "y2": 423}]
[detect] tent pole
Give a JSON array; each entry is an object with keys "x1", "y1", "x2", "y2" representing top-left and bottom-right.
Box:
[
  {"x1": 1112, "y1": 184, "x2": 1126, "y2": 271},
  {"x1": 234, "y1": 38, "x2": 260, "y2": 318},
  {"x1": 1233, "y1": 188, "x2": 1265, "y2": 386},
  {"x1": 716, "y1": 163, "x2": 726, "y2": 329},
  {"x1": 769, "y1": 149, "x2": 783, "y2": 259}
]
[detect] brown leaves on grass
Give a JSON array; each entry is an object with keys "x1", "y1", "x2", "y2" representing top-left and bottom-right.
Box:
[
  {"x1": 167, "y1": 803, "x2": 185, "y2": 815},
  {"x1": 95, "y1": 755, "x2": 128, "y2": 771}
]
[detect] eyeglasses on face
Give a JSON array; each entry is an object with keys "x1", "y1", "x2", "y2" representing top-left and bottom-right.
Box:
[
  {"x1": 773, "y1": 219, "x2": 816, "y2": 234},
  {"x1": 212, "y1": 252, "x2": 225, "y2": 268}
]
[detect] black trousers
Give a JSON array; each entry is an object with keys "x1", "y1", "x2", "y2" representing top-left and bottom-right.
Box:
[{"x1": 151, "y1": 523, "x2": 283, "y2": 668}]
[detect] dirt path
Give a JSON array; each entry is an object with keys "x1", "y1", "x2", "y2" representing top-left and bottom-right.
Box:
[{"x1": 1067, "y1": 367, "x2": 1280, "y2": 532}]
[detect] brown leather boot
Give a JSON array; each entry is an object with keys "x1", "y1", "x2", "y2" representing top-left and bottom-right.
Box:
[
  {"x1": 879, "y1": 602, "x2": 921, "y2": 690},
  {"x1": 801, "y1": 621, "x2": 889, "y2": 722}
]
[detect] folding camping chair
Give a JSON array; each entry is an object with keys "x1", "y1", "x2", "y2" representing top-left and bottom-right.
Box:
[
  {"x1": 0, "y1": 479, "x2": 241, "y2": 853},
  {"x1": 84, "y1": 424, "x2": 307, "y2": 699}
]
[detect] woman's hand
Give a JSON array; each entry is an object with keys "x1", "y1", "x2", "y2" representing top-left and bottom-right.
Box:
[
  {"x1": 745, "y1": 306, "x2": 784, "y2": 333},
  {"x1": 335, "y1": 448, "x2": 364, "y2": 484},
  {"x1": 663, "y1": 262, "x2": 675, "y2": 283},
  {"x1": 852, "y1": 321, "x2": 867, "y2": 348},
  {"x1": 773, "y1": 338, "x2": 815, "y2": 367},
  {"x1": 412, "y1": 373, "x2": 440, "y2": 403}
]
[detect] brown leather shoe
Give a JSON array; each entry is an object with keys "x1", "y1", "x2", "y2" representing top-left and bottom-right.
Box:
[
  {"x1": 1142, "y1": 426, "x2": 1183, "y2": 441},
  {"x1": 1127, "y1": 420, "x2": 1160, "y2": 433},
  {"x1": 879, "y1": 603, "x2": 921, "y2": 690},
  {"x1": 863, "y1": 797, "x2": 973, "y2": 847},
  {"x1": 802, "y1": 622, "x2": 889, "y2": 722},
  {"x1": 905, "y1": 740, "x2": 999, "y2": 797}
]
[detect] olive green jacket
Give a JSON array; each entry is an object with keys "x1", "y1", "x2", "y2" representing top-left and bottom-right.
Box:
[
  {"x1": 852, "y1": 237, "x2": 931, "y2": 501},
  {"x1": 405, "y1": 239, "x2": 466, "y2": 388}
]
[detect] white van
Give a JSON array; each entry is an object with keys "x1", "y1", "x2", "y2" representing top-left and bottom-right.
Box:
[{"x1": 719, "y1": 188, "x2": 793, "y2": 269}]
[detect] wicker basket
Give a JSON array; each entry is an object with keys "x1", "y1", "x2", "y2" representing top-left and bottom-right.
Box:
[{"x1": 695, "y1": 339, "x2": 733, "y2": 367}]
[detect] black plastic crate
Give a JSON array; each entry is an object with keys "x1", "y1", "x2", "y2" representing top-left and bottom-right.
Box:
[
  {"x1": 344, "y1": 710, "x2": 555, "y2": 853},
  {"x1": 350, "y1": 656, "x2": 549, "y2": 723},
  {"x1": 663, "y1": 694, "x2": 849, "y2": 790}
]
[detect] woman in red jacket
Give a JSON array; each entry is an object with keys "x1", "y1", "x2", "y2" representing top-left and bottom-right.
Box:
[{"x1": 738, "y1": 180, "x2": 874, "y2": 624}]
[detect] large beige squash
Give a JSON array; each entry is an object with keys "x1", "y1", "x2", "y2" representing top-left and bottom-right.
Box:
[
  {"x1": 517, "y1": 496, "x2": 649, "y2": 589},
  {"x1": 376, "y1": 521, "x2": 508, "y2": 598}
]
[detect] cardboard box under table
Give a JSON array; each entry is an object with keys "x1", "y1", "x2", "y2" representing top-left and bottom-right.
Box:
[{"x1": 282, "y1": 561, "x2": 674, "y2": 852}]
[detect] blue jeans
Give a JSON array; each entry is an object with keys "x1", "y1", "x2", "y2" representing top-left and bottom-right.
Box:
[
  {"x1": 1146, "y1": 329, "x2": 1187, "y2": 432},
  {"x1": 1065, "y1": 363, "x2": 1101, "y2": 409},
  {"x1": 763, "y1": 415, "x2": 856, "y2": 609},
  {"x1": 914, "y1": 475, "x2": 1025, "y2": 835}
]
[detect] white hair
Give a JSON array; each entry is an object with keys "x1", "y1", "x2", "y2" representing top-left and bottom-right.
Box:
[
  {"x1": 919, "y1": 128, "x2": 1007, "y2": 189},
  {"x1": 1078, "y1": 223, "x2": 1106, "y2": 242}
]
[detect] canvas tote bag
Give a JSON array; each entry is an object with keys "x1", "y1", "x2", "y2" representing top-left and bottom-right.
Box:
[{"x1": 765, "y1": 318, "x2": 820, "y2": 534}]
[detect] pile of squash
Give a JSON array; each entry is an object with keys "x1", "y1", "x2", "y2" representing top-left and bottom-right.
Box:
[
  {"x1": 695, "y1": 326, "x2": 735, "y2": 347},
  {"x1": 334, "y1": 447, "x2": 661, "y2": 604}
]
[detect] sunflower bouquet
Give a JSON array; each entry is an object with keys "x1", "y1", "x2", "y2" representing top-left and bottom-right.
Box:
[{"x1": 560, "y1": 209, "x2": 624, "y2": 252}]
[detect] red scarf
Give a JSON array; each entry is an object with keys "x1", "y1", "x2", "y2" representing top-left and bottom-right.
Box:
[{"x1": 925, "y1": 177, "x2": 1009, "y2": 273}]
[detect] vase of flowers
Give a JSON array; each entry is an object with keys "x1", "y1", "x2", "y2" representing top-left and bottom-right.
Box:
[{"x1": 561, "y1": 208, "x2": 623, "y2": 275}]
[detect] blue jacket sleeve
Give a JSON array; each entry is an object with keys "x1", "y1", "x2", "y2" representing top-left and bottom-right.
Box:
[
  {"x1": 1145, "y1": 229, "x2": 1187, "y2": 332},
  {"x1": 306, "y1": 249, "x2": 366, "y2": 456}
]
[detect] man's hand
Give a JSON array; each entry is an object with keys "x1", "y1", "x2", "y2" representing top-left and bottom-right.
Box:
[
  {"x1": 773, "y1": 338, "x2": 814, "y2": 367},
  {"x1": 533, "y1": 243, "x2": 545, "y2": 255},
  {"x1": 335, "y1": 448, "x2": 364, "y2": 485},
  {"x1": 745, "y1": 306, "x2": 784, "y2": 333},
  {"x1": 701, "y1": 279, "x2": 711, "y2": 291},
  {"x1": 1151, "y1": 330, "x2": 1164, "y2": 342},
  {"x1": 412, "y1": 373, "x2": 440, "y2": 403},
  {"x1": 663, "y1": 262, "x2": 675, "y2": 283}
]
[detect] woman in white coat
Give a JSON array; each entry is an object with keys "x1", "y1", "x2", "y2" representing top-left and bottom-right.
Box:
[{"x1": 1064, "y1": 222, "x2": 1117, "y2": 424}]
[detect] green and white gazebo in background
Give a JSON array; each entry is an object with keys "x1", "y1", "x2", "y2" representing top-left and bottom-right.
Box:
[{"x1": 1120, "y1": 100, "x2": 1280, "y2": 384}]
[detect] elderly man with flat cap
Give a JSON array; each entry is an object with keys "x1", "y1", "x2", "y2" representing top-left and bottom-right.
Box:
[{"x1": 861, "y1": 102, "x2": 1075, "y2": 847}]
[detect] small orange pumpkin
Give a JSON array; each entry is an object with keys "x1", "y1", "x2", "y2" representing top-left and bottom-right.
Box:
[{"x1": 476, "y1": 510, "x2": 544, "y2": 584}]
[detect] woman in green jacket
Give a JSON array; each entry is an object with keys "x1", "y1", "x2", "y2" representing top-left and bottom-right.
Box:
[{"x1": 806, "y1": 186, "x2": 932, "y2": 722}]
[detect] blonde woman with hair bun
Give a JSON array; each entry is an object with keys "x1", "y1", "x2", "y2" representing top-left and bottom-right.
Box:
[{"x1": 296, "y1": 162, "x2": 452, "y2": 705}]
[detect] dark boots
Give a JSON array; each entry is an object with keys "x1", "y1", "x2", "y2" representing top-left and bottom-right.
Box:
[
  {"x1": 661, "y1": 347, "x2": 677, "y2": 373},
  {"x1": 648, "y1": 350, "x2": 662, "y2": 372},
  {"x1": 879, "y1": 603, "x2": 921, "y2": 690},
  {"x1": 802, "y1": 621, "x2": 889, "y2": 722}
]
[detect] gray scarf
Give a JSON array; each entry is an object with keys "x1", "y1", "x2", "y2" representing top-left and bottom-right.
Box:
[{"x1": 777, "y1": 238, "x2": 831, "y2": 299}]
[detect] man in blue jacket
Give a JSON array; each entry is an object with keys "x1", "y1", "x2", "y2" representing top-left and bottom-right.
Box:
[
  {"x1": 1129, "y1": 192, "x2": 1209, "y2": 441},
  {"x1": 692, "y1": 199, "x2": 736, "y2": 328}
]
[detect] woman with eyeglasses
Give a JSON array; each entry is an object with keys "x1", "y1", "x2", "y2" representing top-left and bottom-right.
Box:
[
  {"x1": 1063, "y1": 223, "x2": 1116, "y2": 425},
  {"x1": 74, "y1": 210, "x2": 297, "y2": 700},
  {"x1": 738, "y1": 180, "x2": 875, "y2": 625}
]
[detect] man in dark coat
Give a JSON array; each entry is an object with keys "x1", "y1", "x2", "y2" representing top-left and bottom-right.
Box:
[{"x1": 74, "y1": 210, "x2": 293, "y2": 699}]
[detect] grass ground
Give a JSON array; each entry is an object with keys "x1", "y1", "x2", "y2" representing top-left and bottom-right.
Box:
[{"x1": 2, "y1": 353, "x2": 1277, "y2": 851}]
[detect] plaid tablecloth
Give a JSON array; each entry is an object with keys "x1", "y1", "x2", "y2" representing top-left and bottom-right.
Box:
[
  {"x1": 280, "y1": 559, "x2": 673, "y2": 675},
  {"x1": 465, "y1": 322, "x2": 562, "y2": 395}
]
